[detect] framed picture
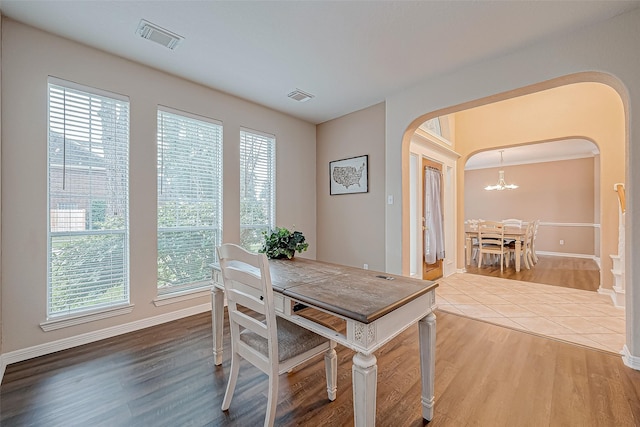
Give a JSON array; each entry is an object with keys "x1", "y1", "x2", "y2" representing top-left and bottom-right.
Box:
[{"x1": 329, "y1": 155, "x2": 368, "y2": 195}]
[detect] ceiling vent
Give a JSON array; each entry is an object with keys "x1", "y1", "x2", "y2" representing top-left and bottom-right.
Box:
[
  {"x1": 136, "y1": 19, "x2": 183, "y2": 50},
  {"x1": 287, "y1": 89, "x2": 315, "y2": 102}
]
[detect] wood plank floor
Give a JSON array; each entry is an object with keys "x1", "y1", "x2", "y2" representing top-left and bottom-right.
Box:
[
  {"x1": 2, "y1": 309, "x2": 639, "y2": 426},
  {"x1": 464, "y1": 255, "x2": 600, "y2": 292}
]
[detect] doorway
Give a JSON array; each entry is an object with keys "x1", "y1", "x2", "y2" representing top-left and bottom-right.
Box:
[{"x1": 423, "y1": 157, "x2": 444, "y2": 280}]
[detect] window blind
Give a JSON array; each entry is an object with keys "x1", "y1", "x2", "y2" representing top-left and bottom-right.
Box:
[
  {"x1": 240, "y1": 128, "x2": 276, "y2": 251},
  {"x1": 47, "y1": 79, "x2": 130, "y2": 317},
  {"x1": 157, "y1": 108, "x2": 223, "y2": 292}
]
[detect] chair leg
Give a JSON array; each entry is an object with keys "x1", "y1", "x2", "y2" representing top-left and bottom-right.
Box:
[
  {"x1": 325, "y1": 345, "x2": 337, "y2": 401},
  {"x1": 264, "y1": 371, "x2": 279, "y2": 427},
  {"x1": 222, "y1": 352, "x2": 240, "y2": 411}
]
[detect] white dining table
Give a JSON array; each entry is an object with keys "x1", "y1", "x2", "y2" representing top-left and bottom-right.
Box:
[
  {"x1": 465, "y1": 224, "x2": 528, "y2": 272},
  {"x1": 210, "y1": 257, "x2": 438, "y2": 426}
]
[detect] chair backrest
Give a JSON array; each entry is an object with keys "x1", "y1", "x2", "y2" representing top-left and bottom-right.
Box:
[
  {"x1": 217, "y1": 243, "x2": 278, "y2": 374},
  {"x1": 523, "y1": 221, "x2": 534, "y2": 246},
  {"x1": 478, "y1": 220, "x2": 505, "y2": 247},
  {"x1": 502, "y1": 218, "x2": 522, "y2": 228}
]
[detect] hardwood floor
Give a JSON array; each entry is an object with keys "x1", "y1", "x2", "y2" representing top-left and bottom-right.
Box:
[
  {"x1": 2, "y1": 309, "x2": 639, "y2": 426},
  {"x1": 464, "y1": 255, "x2": 600, "y2": 292}
]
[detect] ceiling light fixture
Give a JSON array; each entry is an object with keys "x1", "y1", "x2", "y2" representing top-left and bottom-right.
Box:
[
  {"x1": 136, "y1": 19, "x2": 183, "y2": 50},
  {"x1": 484, "y1": 150, "x2": 518, "y2": 191},
  {"x1": 287, "y1": 89, "x2": 314, "y2": 102}
]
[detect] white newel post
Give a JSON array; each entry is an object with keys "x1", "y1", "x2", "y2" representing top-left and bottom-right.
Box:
[{"x1": 610, "y1": 183, "x2": 625, "y2": 308}]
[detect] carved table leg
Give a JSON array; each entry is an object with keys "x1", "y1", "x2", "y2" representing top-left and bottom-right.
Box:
[
  {"x1": 515, "y1": 240, "x2": 521, "y2": 272},
  {"x1": 325, "y1": 343, "x2": 338, "y2": 401},
  {"x1": 419, "y1": 312, "x2": 436, "y2": 421},
  {"x1": 211, "y1": 287, "x2": 224, "y2": 365},
  {"x1": 352, "y1": 352, "x2": 377, "y2": 427}
]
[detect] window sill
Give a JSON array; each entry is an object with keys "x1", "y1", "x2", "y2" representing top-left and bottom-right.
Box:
[
  {"x1": 40, "y1": 304, "x2": 135, "y2": 332},
  {"x1": 153, "y1": 285, "x2": 213, "y2": 307}
]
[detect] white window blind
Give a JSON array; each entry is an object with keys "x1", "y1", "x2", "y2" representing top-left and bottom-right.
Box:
[
  {"x1": 157, "y1": 108, "x2": 223, "y2": 292},
  {"x1": 47, "y1": 79, "x2": 130, "y2": 317},
  {"x1": 240, "y1": 128, "x2": 276, "y2": 251}
]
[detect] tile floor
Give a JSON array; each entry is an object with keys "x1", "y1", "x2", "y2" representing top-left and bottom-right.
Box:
[{"x1": 436, "y1": 273, "x2": 626, "y2": 354}]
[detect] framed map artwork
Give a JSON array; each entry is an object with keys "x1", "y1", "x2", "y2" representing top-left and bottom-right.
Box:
[{"x1": 329, "y1": 155, "x2": 368, "y2": 195}]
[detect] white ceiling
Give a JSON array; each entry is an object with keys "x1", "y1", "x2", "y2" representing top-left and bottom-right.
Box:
[
  {"x1": 1, "y1": 1, "x2": 638, "y2": 124},
  {"x1": 464, "y1": 139, "x2": 599, "y2": 170}
]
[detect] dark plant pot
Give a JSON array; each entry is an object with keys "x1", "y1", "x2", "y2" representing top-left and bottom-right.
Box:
[{"x1": 271, "y1": 253, "x2": 293, "y2": 260}]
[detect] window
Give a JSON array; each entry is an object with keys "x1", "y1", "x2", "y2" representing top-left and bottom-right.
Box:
[
  {"x1": 47, "y1": 78, "x2": 130, "y2": 317},
  {"x1": 157, "y1": 107, "x2": 223, "y2": 293},
  {"x1": 240, "y1": 128, "x2": 275, "y2": 251}
]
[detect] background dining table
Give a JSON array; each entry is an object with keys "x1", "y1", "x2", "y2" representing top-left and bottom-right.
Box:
[{"x1": 465, "y1": 224, "x2": 528, "y2": 272}]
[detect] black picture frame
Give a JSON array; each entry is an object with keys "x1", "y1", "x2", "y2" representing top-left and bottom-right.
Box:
[{"x1": 329, "y1": 155, "x2": 368, "y2": 195}]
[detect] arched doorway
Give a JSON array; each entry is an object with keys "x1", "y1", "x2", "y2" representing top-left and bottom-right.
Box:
[{"x1": 399, "y1": 75, "x2": 630, "y2": 364}]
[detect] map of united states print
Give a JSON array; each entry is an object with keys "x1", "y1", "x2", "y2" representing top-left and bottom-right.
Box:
[{"x1": 332, "y1": 162, "x2": 366, "y2": 189}]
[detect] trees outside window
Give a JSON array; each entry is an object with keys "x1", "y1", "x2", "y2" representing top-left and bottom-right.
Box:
[
  {"x1": 157, "y1": 108, "x2": 223, "y2": 292},
  {"x1": 47, "y1": 79, "x2": 130, "y2": 317},
  {"x1": 240, "y1": 129, "x2": 275, "y2": 251}
]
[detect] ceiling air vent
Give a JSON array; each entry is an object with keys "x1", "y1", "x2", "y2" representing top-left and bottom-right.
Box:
[
  {"x1": 287, "y1": 89, "x2": 315, "y2": 102},
  {"x1": 136, "y1": 19, "x2": 183, "y2": 50}
]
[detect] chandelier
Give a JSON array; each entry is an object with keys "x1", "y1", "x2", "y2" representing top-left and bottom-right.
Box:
[{"x1": 484, "y1": 150, "x2": 518, "y2": 191}]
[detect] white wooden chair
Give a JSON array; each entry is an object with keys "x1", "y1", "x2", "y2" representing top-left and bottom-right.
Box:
[
  {"x1": 502, "y1": 218, "x2": 523, "y2": 228},
  {"x1": 477, "y1": 220, "x2": 510, "y2": 272},
  {"x1": 530, "y1": 219, "x2": 541, "y2": 264},
  {"x1": 508, "y1": 221, "x2": 534, "y2": 269},
  {"x1": 502, "y1": 218, "x2": 522, "y2": 245},
  {"x1": 217, "y1": 243, "x2": 337, "y2": 427},
  {"x1": 465, "y1": 219, "x2": 480, "y2": 263}
]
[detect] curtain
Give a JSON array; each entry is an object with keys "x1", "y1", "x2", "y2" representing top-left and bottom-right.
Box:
[{"x1": 424, "y1": 167, "x2": 445, "y2": 264}]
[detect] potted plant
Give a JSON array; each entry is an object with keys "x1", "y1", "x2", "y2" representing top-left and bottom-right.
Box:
[{"x1": 260, "y1": 227, "x2": 309, "y2": 259}]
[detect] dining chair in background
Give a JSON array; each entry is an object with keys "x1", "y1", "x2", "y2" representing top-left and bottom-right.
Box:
[
  {"x1": 217, "y1": 243, "x2": 337, "y2": 427},
  {"x1": 531, "y1": 219, "x2": 541, "y2": 264},
  {"x1": 478, "y1": 220, "x2": 510, "y2": 272},
  {"x1": 465, "y1": 219, "x2": 480, "y2": 263},
  {"x1": 502, "y1": 218, "x2": 523, "y2": 228},
  {"x1": 508, "y1": 221, "x2": 534, "y2": 269}
]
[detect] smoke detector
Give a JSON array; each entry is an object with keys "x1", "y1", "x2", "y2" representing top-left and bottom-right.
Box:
[
  {"x1": 136, "y1": 19, "x2": 183, "y2": 50},
  {"x1": 287, "y1": 89, "x2": 315, "y2": 102}
]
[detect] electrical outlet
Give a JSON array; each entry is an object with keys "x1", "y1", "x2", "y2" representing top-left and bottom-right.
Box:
[
  {"x1": 560, "y1": 239, "x2": 564, "y2": 245},
  {"x1": 363, "y1": 264, "x2": 369, "y2": 270}
]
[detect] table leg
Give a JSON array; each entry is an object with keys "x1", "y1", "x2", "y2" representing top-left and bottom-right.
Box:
[
  {"x1": 419, "y1": 312, "x2": 436, "y2": 421},
  {"x1": 212, "y1": 287, "x2": 224, "y2": 365},
  {"x1": 515, "y1": 240, "x2": 521, "y2": 272},
  {"x1": 352, "y1": 352, "x2": 377, "y2": 427}
]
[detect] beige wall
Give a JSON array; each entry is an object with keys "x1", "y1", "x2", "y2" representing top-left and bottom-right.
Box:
[
  {"x1": 465, "y1": 157, "x2": 596, "y2": 256},
  {"x1": 316, "y1": 103, "x2": 386, "y2": 271},
  {"x1": 386, "y1": 9, "x2": 639, "y2": 363},
  {"x1": 454, "y1": 83, "x2": 623, "y2": 288},
  {"x1": 0, "y1": 19, "x2": 316, "y2": 354}
]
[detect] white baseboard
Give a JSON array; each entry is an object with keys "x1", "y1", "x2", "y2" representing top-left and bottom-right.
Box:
[
  {"x1": 622, "y1": 345, "x2": 640, "y2": 370},
  {"x1": 1, "y1": 303, "x2": 212, "y2": 378},
  {"x1": 536, "y1": 251, "x2": 597, "y2": 261}
]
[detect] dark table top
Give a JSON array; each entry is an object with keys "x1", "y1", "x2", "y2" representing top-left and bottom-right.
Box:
[{"x1": 215, "y1": 257, "x2": 438, "y2": 324}]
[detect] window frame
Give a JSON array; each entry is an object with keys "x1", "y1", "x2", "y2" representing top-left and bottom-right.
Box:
[
  {"x1": 46, "y1": 77, "x2": 131, "y2": 322},
  {"x1": 156, "y1": 106, "x2": 223, "y2": 296}
]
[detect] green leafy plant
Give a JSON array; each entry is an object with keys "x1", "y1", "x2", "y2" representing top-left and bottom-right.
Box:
[{"x1": 260, "y1": 227, "x2": 309, "y2": 259}]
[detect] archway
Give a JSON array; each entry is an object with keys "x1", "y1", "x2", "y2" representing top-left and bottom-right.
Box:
[{"x1": 399, "y1": 73, "x2": 630, "y2": 363}]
